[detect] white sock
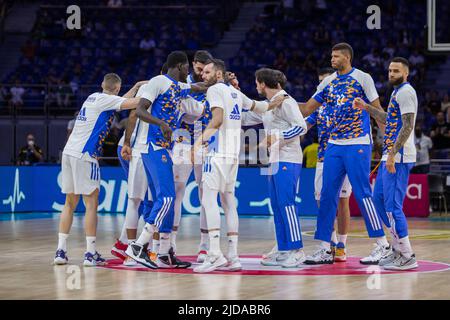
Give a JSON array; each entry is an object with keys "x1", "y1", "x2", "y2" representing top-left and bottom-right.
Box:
[
  {"x1": 200, "y1": 232, "x2": 209, "y2": 250},
  {"x1": 57, "y1": 233, "x2": 69, "y2": 251},
  {"x1": 152, "y1": 239, "x2": 160, "y2": 253},
  {"x1": 159, "y1": 233, "x2": 171, "y2": 255},
  {"x1": 320, "y1": 241, "x2": 330, "y2": 251},
  {"x1": 337, "y1": 234, "x2": 347, "y2": 246},
  {"x1": 228, "y1": 235, "x2": 238, "y2": 258},
  {"x1": 136, "y1": 223, "x2": 154, "y2": 246},
  {"x1": 86, "y1": 236, "x2": 96, "y2": 254},
  {"x1": 209, "y1": 230, "x2": 221, "y2": 256},
  {"x1": 170, "y1": 230, "x2": 177, "y2": 248},
  {"x1": 376, "y1": 236, "x2": 389, "y2": 248},
  {"x1": 398, "y1": 236, "x2": 413, "y2": 259},
  {"x1": 119, "y1": 223, "x2": 127, "y2": 243},
  {"x1": 331, "y1": 230, "x2": 338, "y2": 244}
]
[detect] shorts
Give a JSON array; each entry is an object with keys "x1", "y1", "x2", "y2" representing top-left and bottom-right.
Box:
[
  {"x1": 202, "y1": 156, "x2": 239, "y2": 193},
  {"x1": 127, "y1": 151, "x2": 149, "y2": 200},
  {"x1": 172, "y1": 141, "x2": 204, "y2": 185},
  {"x1": 61, "y1": 153, "x2": 100, "y2": 195},
  {"x1": 314, "y1": 161, "x2": 352, "y2": 201}
]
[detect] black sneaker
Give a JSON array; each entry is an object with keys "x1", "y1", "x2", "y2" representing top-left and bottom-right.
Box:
[
  {"x1": 156, "y1": 248, "x2": 192, "y2": 269},
  {"x1": 125, "y1": 242, "x2": 158, "y2": 269}
]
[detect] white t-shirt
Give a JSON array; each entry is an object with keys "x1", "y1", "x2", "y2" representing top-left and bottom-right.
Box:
[
  {"x1": 242, "y1": 90, "x2": 307, "y2": 164},
  {"x1": 206, "y1": 82, "x2": 254, "y2": 159},
  {"x1": 415, "y1": 135, "x2": 432, "y2": 166},
  {"x1": 63, "y1": 92, "x2": 126, "y2": 160}
]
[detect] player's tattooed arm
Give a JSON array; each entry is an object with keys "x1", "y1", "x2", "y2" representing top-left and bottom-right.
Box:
[
  {"x1": 135, "y1": 98, "x2": 172, "y2": 141},
  {"x1": 353, "y1": 98, "x2": 387, "y2": 123},
  {"x1": 390, "y1": 113, "x2": 415, "y2": 156}
]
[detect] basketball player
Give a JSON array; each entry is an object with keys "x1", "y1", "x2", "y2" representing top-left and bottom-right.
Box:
[
  {"x1": 241, "y1": 68, "x2": 308, "y2": 268},
  {"x1": 305, "y1": 68, "x2": 352, "y2": 262},
  {"x1": 125, "y1": 51, "x2": 206, "y2": 269},
  {"x1": 54, "y1": 74, "x2": 146, "y2": 266},
  {"x1": 299, "y1": 43, "x2": 391, "y2": 265},
  {"x1": 171, "y1": 50, "x2": 213, "y2": 260},
  {"x1": 192, "y1": 59, "x2": 286, "y2": 273},
  {"x1": 353, "y1": 57, "x2": 418, "y2": 270}
]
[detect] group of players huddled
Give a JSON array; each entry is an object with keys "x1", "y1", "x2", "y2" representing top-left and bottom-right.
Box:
[{"x1": 54, "y1": 42, "x2": 419, "y2": 273}]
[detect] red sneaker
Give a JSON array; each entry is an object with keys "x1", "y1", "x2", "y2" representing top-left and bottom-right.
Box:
[{"x1": 111, "y1": 239, "x2": 128, "y2": 261}]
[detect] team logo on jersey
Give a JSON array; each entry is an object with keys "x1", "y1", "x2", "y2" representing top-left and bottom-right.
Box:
[
  {"x1": 282, "y1": 166, "x2": 287, "y2": 171},
  {"x1": 161, "y1": 154, "x2": 168, "y2": 163},
  {"x1": 77, "y1": 107, "x2": 87, "y2": 121},
  {"x1": 231, "y1": 92, "x2": 238, "y2": 99},
  {"x1": 229, "y1": 104, "x2": 241, "y2": 120},
  {"x1": 358, "y1": 149, "x2": 364, "y2": 154}
]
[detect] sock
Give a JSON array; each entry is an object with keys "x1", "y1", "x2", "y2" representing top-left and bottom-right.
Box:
[
  {"x1": 86, "y1": 236, "x2": 96, "y2": 254},
  {"x1": 57, "y1": 233, "x2": 69, "y2": 251},
  {"x1": 398, "y1": 236, "x2": 413, "y2": 259},
  {"x1": 331, "y1": 230, "x2": 337, "y2": 244},
  {"x1": 320, "y1": 241, "x2": 330, "y2": 251},
  {"x1": 136, "y1": 223, "x2": 154, "y2": 246},
  {"x1": 152, "y1": 239, "x2": 160, "y2": 253},
  {"x1": 119, "y1": 224, "x2": 127, "y2": 243},
  {"x1": 159, "y1": 233, "x2": 171, "y2": 255},
  {"x1": 200, "y1": 232, "x2": 209, "y2": 250},
  {"x1": 228, "y1": 235, "x2": 238, "y2": 258},
  {"x1": 337, "y1": 234, "x2": 347, "y2": 246},
  {"x1": 170, "y1": 230, "x2": 177, "y2": 248},
  {"x1": 209, "y1": 230, "x2": 221, "y2": 256},
  {"x1": 376, "y1": 236, "x2": 389, "y2": 248}
]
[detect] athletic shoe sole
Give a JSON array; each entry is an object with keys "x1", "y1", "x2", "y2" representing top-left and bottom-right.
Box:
[
  {"x1": 111, "y1": 248, "x2": 127, "y2": 261},
  {"x1": 125, "y1": 248, "x2": 158, "y2": 269},
  {"x1": 334, "y1": 256, "x2": 347, "y2": 262},
  {"x1": 53, "y1": 258, "x2": 68, "y2": 265},
  {"x1": 303, "y1": 260, "x2": 334, "y2": 265},
  {"x1": 383, "y1": 262, "x2": 418, "y2": 271},
  {"x1": 359, "y1": 260, "x2": 380, "y2": 265},
  {"x1": 194, "y1": 256, "x2": 228, "y2": 273}
]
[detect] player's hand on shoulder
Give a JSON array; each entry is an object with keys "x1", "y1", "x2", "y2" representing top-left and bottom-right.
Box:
[
  {"x1": 134, "y1": 80, "x2": 149, "y2": 88},
  {"x1": 268, "y1": 94, "x2": 288, "y2": 110}
]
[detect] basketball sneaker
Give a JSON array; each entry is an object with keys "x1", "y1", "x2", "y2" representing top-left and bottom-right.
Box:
[
  {"x1": 281, "y1": 249, "x2": 306, "y2": 268},
  {"x1": 54, "y1": 249, "x2": 68, "y2": 265},
  {"x1": 334, "y1": 242, "x2": 347, "y2": 262},
  {"x1": 330, "y1": 241, "x2": 337, "y2": 259},
  {"x1": 197, "y1": 250, "x2": 208, "y2": 263},
  {"x1": 383, "y1": 253, "x2": 418, "y2": 271},
  {"x1": 262, "y1": 245, "x2": 277, "y2": 259},
  {"x1": 123, "y1": 256, "x2": 138, "y2": 267},
  {"x1": 83, "y1": 251, "x2": 106, "y2": 267},
  {"x1": 111, "y1": 239, "x2": 128, "y2": 261},
  {"x1": 156, "y1": 248, "x2": 191, "y2": 269},
  {"x1": 148, "y1": 250, "x2": 157, "y2": 262},
  {"x1": 260, "y1": 250, "x2": 289, "y2": 266},
  {"x1": 304, "y1": 247, "x2": 334, "y2": 265},
  {"x1": 360, "y1": 243, "x2": 392, "y2": 265},
  {"x1": 225, "y1": 255, "x2": 242, "y2": 271},
  {"x1": 193, "y1": 253, "x2": 228, "y2": 273},
  {"x1": 125, "y1": 242, "x2": 158, "y2": 269},
  {"x1": 379, "y1": 248, "x2": 400, "y2": 267}
]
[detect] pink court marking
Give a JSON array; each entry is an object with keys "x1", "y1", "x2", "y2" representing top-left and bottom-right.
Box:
[{"x1": 101, "y1": 255, "x2": 450, "y2": 276}]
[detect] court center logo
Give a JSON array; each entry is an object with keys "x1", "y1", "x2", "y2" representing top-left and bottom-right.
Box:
[{"x1": 2, "y1": 168, "x2": 26, "y2": 212}]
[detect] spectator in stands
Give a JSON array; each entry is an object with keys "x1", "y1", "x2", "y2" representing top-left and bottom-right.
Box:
[
  {"x1": 139, "y1": 33, "x2": 156, "y2": 53},
  {"x1": 21, "y1": 40, "x2": 36, "y2": 60},
  {"x1": 56, "y1": 78, "x2": 73, "y2": 108},
  {"x1": 303, "y1": 136, "x2": 319, "y2": 168},
  {"x1": 430, "y1": 111, "x2": 450, "y2": 151},
  {"x1": 273, "y1": 51, "x2": 288, "y2": 72},
  {"x1": 412, "y1": 126, "x2": 432, "y2": 173},
  {"x1": 0, "y1": 85, "x2": 10, "y2": 108},
  {"x1": 107, "y1": 0, "x2": 123, "y2": 8},
  {"x1": 17, "y1": 134, "x2": 43, "y2": 165},
  {"x1": 427, "y1": 90, "x2": 442, "y2": 114},
  {"x1": 9, "y1": 80, "x2": 25, "y2": 113},
  {"x1": 409, "y1": 49, "x2": 425, "y2": 67},
  {"x1": 441, "y1": 93, "x2": 450, "y2": 112}
]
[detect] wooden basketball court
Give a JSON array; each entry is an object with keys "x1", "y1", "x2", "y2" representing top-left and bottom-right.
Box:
[{"x1": 1, "y1": 213, "x2": 449, "y2": 300}]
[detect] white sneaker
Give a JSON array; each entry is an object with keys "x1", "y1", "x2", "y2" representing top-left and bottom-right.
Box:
[
  {"x1": 262, "y1": 245, "x2": 278, "y2": 259},
  {"x1": 383, "y1": 253, "x2": 418, "y2": 271},
  {"x1": 193, "y1": 254, "x2": 227, "y2": 273},
  {"x1": 281, "y1": 250, "x2": 306, "y2": 268},
  {"x1": 304, "y1": 247, "x2": 334, "y2": 265},
  {"x1": 260, "y1": 251, "x2": 289, "y2": 266},
  {"x1": 360, "y1": 243, "x2": 392, "y2": 265},
  {"x1": 123, "y1": 256, "x2": 138, "y2": 266},
  {"x1": 226, "y1": 256, "x2": 242, "y2": 271},
  {"x1": 197, "y1": 249, "x2": 208, "y2": 263}
]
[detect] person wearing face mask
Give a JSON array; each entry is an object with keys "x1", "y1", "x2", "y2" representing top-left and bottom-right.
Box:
[
  {"x1": 17, "y1": 134, "x2": 43, "y2": 165},
  {"x1": 411, "y1": 126, "x2": 432, "y2": 174}
]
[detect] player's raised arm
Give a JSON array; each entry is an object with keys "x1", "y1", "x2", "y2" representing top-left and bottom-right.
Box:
[{"x1": 121, "y1": 80, "x2": 149, "y2": 98}]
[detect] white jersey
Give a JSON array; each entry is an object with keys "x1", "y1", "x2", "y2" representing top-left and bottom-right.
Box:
[
  {"x1": 118, "y1": 118, "x2": 140, "y2": 147},
  {"x1": 381, "y1": 82, "x2": 418, "y2": 163},
  {"x1": 242, "y1": 90, "x2": 307, "y2": 164},
  {"x1": 206, "y1": 82, "x2": 254, "y2": 159},
  {"x1": 63, "y1": 92, "x2": 126, "y2": 160}
]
